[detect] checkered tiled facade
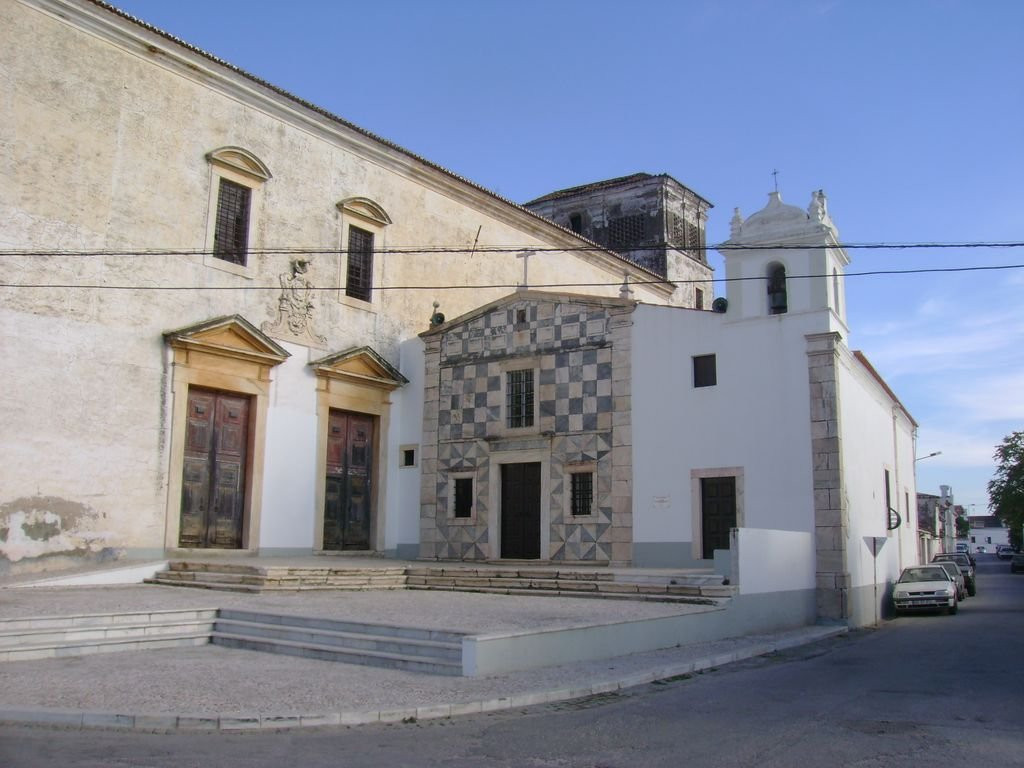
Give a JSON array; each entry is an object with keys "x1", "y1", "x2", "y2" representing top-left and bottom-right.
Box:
[{"x1": 420, "y1": 293, "x2": 635, "y2": 564}]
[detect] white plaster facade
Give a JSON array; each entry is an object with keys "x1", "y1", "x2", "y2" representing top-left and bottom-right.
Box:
[
  {"x1": 630, "y1": 190, "x2": 919, "y2": 626},
  {"x1": 0, "y1": 0, "x2": 690, "y2": 575}
]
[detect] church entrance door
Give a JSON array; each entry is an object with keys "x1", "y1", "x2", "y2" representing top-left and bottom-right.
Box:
[
  {"x1": 179, "y1": 387, "x2": 249, "y2": 549},
  {"x1": 500, "y1": 462, "x2": 541, "y2": 559},
  {"x1": 323, "y1": 410, "x2": 374, "y2": 550}
]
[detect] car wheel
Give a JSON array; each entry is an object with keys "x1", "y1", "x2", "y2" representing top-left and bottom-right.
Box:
[
  {"x1": 967, "y1": 584, "x2": 977, "y2": 596},
  {"x1": 948, "y1": 600, "x2": 958, "y2": 615}
]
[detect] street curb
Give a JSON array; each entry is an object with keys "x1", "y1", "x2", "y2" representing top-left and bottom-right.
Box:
[{"x1": 0, "y1": 625, "x2": 847, "y2": 732}]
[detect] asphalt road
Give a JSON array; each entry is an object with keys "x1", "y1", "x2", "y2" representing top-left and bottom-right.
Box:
[{"x1": 2, "y1": 554, "x2": 1022, "y2": 768}]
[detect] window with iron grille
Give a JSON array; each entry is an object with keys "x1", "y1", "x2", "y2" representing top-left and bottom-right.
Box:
[
  {"x1": 693, "y1": 354, "x2": 717, "y2": 388},
  {"x1": 571, "y1": 472, "x2": 594, "y2": 517},
  {"x1": 506, "y1": 369, "x2": 534, "y2": 428},
  {"x1": 346, "y1": 226, "x2": 374, "y2": 302},
  {"x1": 453, "y1": 476, "x2": 473, "y2": 518},
  {"x1": 213, "y1": 179, "x2": 251, "y2": 265}
]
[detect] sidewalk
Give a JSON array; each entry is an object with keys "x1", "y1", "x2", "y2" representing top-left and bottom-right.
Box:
[{"x1": 0, "y1": 582, "x2": 847, "y2": 732}]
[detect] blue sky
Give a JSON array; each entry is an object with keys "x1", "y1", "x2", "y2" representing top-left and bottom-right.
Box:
[{"x1": 111, "y1": 0, "x2": 1023, "y2": 513}]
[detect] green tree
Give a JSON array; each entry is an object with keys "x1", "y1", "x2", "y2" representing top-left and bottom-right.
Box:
[{"x1": 988, "y1": 431, "x2": 1024, "y2": 550}]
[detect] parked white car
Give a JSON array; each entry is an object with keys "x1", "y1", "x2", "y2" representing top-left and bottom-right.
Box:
[{"x1": 892, "y1": 565, "x2": 959, "y2": 615}]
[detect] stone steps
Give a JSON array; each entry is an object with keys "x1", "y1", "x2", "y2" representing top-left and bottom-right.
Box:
[
  {"x1": 211, "y1": 609, "x2": 464, "y2": 676},
  {"x1": 0, "y1": 609, "x2": 218, "y2": 661},
  {"x1": 147, "y1": 563, "x2": 408, "y2": 591},
  {"x1": 146, "y1": 562, "x2": 735, "y2": 604}
]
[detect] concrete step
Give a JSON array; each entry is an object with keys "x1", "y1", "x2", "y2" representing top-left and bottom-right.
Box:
[
  {"x1": 216, "y1": 609, "x2": 464, "y2": 645},
  {"x1": 0, "y1": 618, "x2": 215, "y2": 650},
  {"x1": 213, "y1": 617, "x2": 461, "y2": 662},
  {"x1": 405, "y1": 583, "x2": 722, "y2": 605},
  {"x1": 210, "y1": 632, "x2": 462, "y2": 676},
  {"x1": 0, "y1": 608, "x2": 218, "y2": 661}
]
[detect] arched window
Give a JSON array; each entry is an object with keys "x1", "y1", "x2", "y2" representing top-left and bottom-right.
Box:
[{"x1": 767, "y1": 263, "x2": 788, "y2": 315}]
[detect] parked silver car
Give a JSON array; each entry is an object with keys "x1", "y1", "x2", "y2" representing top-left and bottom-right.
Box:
[{"x1": 892, "y1": 565, "x2": 959, "y2": 615}]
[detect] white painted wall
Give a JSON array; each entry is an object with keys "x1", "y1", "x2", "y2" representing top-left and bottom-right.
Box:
[
  {"x1": 385, "y1": 338, "x2": 427, "y2": 556},
  {"x1": 632, "y1": 305, "x2": 825, "y2": 563},
  {"x1": 259, "y1": 344, "x2": 320, "y2": 551},
  {"x1": 835, "y1": 351, "x2": 918, "y2": 602},
  {"x1": 735, "y1": 528, "x2": 815, "y2": 595}
]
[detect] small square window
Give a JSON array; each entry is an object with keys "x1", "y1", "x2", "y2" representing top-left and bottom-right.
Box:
[
  {"x1": 453, "y1": 477, "x2": 473, "y2": 518},
  {"x1": 693, "y1": 354, "x2": 717, "y2": 388},
  {"x1": 570, "y1": 472, "x2": 594, "y2": 517},
  {"x1": 400, "y1": 447, "x2": 417, "y2": 468}
]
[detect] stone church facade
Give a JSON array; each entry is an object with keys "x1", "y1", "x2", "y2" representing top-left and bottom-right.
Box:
[{"x1": 418, "y1": 293, "x2": 635, "y2": 563}]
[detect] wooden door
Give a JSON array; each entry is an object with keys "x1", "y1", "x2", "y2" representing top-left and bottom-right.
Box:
[
  {"x1": 179, "y1": 388, "x2": 249, "y2": 549},
  {"x1": 501, "y1": 462, "x2": 541, "y2": 559},
  {"x1": 701, "y1": 476, "x2": 736, "y2": 559},
  {"x1": 323, "y1": 410, "x2": 374, "y2": 550}
]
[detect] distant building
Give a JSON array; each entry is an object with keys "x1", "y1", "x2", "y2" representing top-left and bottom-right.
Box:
[{"x1": 966, "y1": 515, "x2": 1009, "y2": 552}]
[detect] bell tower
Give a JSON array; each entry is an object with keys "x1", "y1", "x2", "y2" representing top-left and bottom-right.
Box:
[{"x1": 719, "y1": 189, "x2": 849, "y2": 333}]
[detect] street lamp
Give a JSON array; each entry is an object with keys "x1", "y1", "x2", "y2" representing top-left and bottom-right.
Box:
[{"x1": 915, "y1": 451, "x2": 942, "y2": 462}]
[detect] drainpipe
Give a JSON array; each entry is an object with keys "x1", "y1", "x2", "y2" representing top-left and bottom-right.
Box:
[{"x1": 892, "y1": 407, "x2": 904, "y2": 574}]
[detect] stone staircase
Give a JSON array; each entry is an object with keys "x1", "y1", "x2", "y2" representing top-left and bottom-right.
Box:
[
  {"x1": 146, "y1": 561, "x2": 735, "y2": 605},
  {"x1": 405, "y1": 566, "x2": 733, "y2": 605},
  {"x1": 146, "y1": 561, "x2": 409, "y2": 592},
  {"x1": 211, "y1": 608, "x2": 464, "y2": 675},
  {"x1": 0, "y1": 608, "x2": 217, "y2": 662}
]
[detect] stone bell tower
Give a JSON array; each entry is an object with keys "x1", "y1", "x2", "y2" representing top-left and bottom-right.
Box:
[{"x1": 719, "y1": 189, "x2": 849, "y2": 334}]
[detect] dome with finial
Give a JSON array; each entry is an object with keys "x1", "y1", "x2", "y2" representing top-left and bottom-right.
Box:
[{"x1": 728, "y1": 190, "x2": 838, "y2": 244}]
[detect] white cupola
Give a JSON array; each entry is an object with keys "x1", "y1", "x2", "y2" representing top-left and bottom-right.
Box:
[{"x1": 718, "y1": 190, "x2": 849, "y2": 330}]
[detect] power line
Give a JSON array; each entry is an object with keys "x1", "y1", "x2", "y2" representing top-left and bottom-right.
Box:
[
  {"x1": 3, "y1": 263, "x2": 1022, "y2": 291},
  {"x1": 1, "y1": 241, "x2": 1023, "y2": 258}
]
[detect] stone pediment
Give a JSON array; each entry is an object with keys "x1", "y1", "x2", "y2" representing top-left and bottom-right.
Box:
[
  {"x1": 205, "y1": 146, "x2": 272, "y2": 182},
  {"x1": 336, "y1": 197, "x2": 392, "y2": 227},
  {"x1": 309, "y1": 347, "x2": 408, "y2": 390},
  {"x1": 164, "y1": 315, "x2": 290, "y2": 366}
]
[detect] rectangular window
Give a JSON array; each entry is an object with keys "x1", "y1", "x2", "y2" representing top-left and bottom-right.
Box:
[
  {"x1": 400, "y1": 447, "x2": 417, "y2": 468},
  {"x1": 694, "y1": 288, "x2": 704, "y2": 310},
  {"x1": 570, "y1": 472, "x2": 594, "y2": 517},
  {"x1": 453, "y1": 476, "x2": 473, "y2": 518},
  {"x1": 346, "y1": 226, "x2": 374, "y2": 302},
  {"x1": 693, "y1": 354, "x2": 717, "y2": 388},
  {"x1": 213, "y1": 179, "x2": 251, "y2": 265},
  {"x1": 506, "y1": 369, "x2": 534, "y2": 428}
]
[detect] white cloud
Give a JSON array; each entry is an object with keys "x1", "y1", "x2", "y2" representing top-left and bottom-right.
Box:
[
  {"x1": 913, "y1": 427, "x2": 999, "y2": 468},
  {"x1": 948, "y1": 370, "x2": 1024, "y2": 422}
]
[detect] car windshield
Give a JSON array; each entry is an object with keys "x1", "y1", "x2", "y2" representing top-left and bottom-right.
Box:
[{"x1": 900, "y1": 567, "x2": 948, "y2": 583}]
